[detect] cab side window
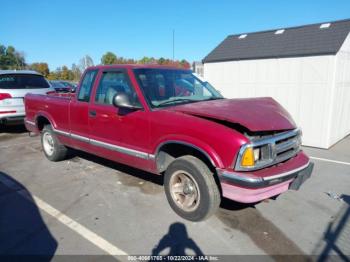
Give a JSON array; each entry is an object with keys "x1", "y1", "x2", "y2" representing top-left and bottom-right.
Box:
[
  {"x1": 95, "y1": 71, "x2": 141, "y2": 106},
  {"x1": 77, "y1": 70, "x2": 98, "y2": 102}
]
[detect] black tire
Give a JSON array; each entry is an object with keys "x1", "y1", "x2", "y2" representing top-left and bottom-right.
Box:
[
  {"x1": 41, "y1": 124, "x2": 67, "y2": 161},
  {"x1": 164, "y1": 155, "x2": 221, "y2": 221}
]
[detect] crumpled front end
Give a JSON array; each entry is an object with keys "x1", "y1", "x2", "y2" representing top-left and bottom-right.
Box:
[
  {"x1": 218, "y1": 152, "x2": 313, "y2": 203},
  {"x1": 217, "y1": 128, "x2": 313, "y2": 203}
]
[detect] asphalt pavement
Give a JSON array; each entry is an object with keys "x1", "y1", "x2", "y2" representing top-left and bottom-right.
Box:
[{"x1": 0, "y1": 125, "x2": 349, "y2": 260}]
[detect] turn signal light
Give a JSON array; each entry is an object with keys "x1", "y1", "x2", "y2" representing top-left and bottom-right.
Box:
[
  {"x1": 0, "y1": 93, "x2": 12, "y2": 100},
  {"x1": 241, "y1": 147, "x2": 255, "y2": 167}
]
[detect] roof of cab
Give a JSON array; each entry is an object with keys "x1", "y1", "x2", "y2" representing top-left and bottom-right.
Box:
[{"x1": 86, "y1": 64, "x2": 191, "y2": 70}]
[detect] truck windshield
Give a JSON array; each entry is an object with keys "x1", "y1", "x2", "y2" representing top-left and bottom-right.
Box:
[
  {"x1": 0, "y1": 74, "x2": 49, "y2": 89},
  {"x1": 133, "y1": 69, "x2": 223, "y2": 108}
]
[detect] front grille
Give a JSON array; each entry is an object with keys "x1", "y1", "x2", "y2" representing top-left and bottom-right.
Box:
[
  {"x1": 274, "y1": 131, "x2": 301, "y2": 163},
  {"x1": 235, "y1": 128, "x2": 302, "y2": 171}
]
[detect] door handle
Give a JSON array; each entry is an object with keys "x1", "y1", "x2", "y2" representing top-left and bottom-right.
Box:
[{"x1": 89, "y1": 110, "x2": 97, "y2": 117}]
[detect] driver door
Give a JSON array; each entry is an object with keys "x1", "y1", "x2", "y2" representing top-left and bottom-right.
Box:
[{"x1": 88, "y1": 69, "x2": 151, "y2": 168}]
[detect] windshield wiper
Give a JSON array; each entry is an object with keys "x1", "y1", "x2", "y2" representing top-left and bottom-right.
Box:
[
  {"x1": 205, "y1": 97, "x2": 224, "y2": 100},
  {"x1": 157, "y1": 98, "x2": 199, "y2": 107}
]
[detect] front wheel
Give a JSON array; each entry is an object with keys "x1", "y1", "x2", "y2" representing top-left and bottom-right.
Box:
[
  {"x1": 164, "y1": 155, "x2": 221, "y2": 221},
  {"x1": 41, "y1": 125, "x2": 68, "y2": 161}
]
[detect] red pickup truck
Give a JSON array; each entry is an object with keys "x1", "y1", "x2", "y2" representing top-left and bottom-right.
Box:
[{"x1": 24, "y1": 65, "x2": 313, "y2": 221}]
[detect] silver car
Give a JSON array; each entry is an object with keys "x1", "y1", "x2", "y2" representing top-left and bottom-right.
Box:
[{"x1": 0, "y1": 70, "x2": 55, "y2": 124}]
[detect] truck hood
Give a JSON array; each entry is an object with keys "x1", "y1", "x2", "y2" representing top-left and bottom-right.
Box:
[{"x1": 168, "y1": 97, "x2": 296, "y2": 132}]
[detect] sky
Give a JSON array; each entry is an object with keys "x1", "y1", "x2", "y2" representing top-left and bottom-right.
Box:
[{"x1": 1, "y1": 0, "x2": 350, "y2": 70}]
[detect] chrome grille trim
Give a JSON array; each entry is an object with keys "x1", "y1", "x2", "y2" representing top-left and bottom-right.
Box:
[{"x1": 235, "y1": 128, "x2": 302, "y2": 171}]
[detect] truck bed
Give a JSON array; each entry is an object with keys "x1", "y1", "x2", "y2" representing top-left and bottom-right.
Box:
[{"x1": 25, "y1": 93, "x2": 72, "y2": 131}]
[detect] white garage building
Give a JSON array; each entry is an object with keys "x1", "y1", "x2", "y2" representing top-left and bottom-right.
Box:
[{"x1": 203, "y1": 19, "x2": 350, "y2": 149}]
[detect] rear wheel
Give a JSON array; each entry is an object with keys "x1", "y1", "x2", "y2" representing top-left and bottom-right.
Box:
[
  {"x1": 41, "y1": 125, "x2": 67, "y2": 161},
  {"x1": 164, "y1": 155, "x2": 221, "y2": 221}
]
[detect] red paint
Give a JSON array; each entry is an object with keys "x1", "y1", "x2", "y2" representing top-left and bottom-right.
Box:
[
  {"x1": 24, "y1": 65, "x2": 311, "y2": 203},
  {"x1": 170, "y1": 97, "x2": 296, "y2": 131}
]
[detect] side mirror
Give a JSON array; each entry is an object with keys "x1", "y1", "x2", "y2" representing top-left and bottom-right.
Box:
[{"x1": 112, "y1": 93, "x2": 142, "y2": 110}]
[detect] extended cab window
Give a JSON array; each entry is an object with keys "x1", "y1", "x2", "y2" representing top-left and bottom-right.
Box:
[
  {"x1": 95, "y1": 71, "x2": 141, "y2": 106},
  {"x1": 77, "y1": 70, "x2": 97, "y2": 102}
]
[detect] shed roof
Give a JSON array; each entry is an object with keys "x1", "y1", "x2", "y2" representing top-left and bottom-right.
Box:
[{"x1": 203, "y1": 19, "x2": 350, "y2": 63}]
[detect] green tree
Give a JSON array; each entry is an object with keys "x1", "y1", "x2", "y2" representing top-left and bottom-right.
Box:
[
  {"x1": 139, "y1": 56, "x2": 157, "y2": 64},
  {"x1": 47, "y1": 67, "x2": 62, "y2": 80},
  {"x1": 47, "y1": 71, "x2": 59, "y2": 80},
  {"x1": 0, "y1": 45, "x2": 5, "y2": 55},
  {"x1": 48, "y1": 64, "x2": 79, "y2": 81},
  {"x1": 180, "y1": 59, "x2": 190, "y2": 69},
  {"x1": 0, "y1": 44, "x2": 26, "y2": 69},
  {"x1": 60, "y1": 66, "x2": 70, "y2": 80},
  {"x1": 101, "y1": 52, "x2": 117, "y2": 65},
  {"x1": 30, "y1": 63, "x2": 50, "y2": 77},
  {"x1": 125, "y1": 58, "x2": 136, "y2": 64},
  {"x1": 139, "y1": 56, "x2": 151, "y2": 64}
]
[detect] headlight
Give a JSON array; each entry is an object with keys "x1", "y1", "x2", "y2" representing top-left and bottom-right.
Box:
[
  {"x1": 240, "y1": 145, "x2": 271, "y2": 168},
  {"x1": 253, "y1": 148, "x2": 260, "y2": 161}
]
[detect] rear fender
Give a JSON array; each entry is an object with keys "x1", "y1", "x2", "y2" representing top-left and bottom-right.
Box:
[{"x1": 35, "y1": 111, "x2": 57, "y2": 131}]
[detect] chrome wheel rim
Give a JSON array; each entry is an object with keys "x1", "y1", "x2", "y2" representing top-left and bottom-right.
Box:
[
  {"x1": 43, "y1": 132, "x2": 54, "y2": 156},
  {"x1": 169, "y1": 170, "x2": 200, "y2": 212}
]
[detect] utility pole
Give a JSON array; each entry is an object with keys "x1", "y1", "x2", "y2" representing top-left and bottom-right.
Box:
[{"x1": 172, "y1": 29, "x2": 175, "y2": 61}]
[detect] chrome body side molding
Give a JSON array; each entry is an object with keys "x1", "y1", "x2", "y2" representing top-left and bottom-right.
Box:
[
  {"x1": 51, "y1": 126, "x2": 153, "y2": 160},
  {"x1": 25, "y1": 120, "x2": 36, "y2": 126},
  {"x1": 90, "y1": 139, "x2": 149, "y2": 159}
]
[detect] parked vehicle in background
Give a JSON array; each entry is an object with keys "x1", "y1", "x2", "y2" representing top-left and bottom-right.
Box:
[
  {"x1": 0, "y1": 70, "x2": 54, "y2": 125},
  {"x1": 49, "y1": 80, "x2": 76, "y2": 93},
  {"x1": 24, "y1": 65, "x2": 313, "y2": 221},
  {"x1": 49, "y1": 80, "x2": 67, "y2": 92},
  {"x1": 60, "y1": 81, "x2": 77, "y2": 92}
]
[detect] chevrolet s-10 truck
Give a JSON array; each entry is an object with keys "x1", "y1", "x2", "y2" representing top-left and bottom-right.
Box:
[{"x1": 24, "y1": 65, "x2": 313, "y2": 221}]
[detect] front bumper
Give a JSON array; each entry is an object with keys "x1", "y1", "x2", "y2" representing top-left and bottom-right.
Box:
[{"x1": 217, "y1": 152, "x2": 313, "y2": 203}]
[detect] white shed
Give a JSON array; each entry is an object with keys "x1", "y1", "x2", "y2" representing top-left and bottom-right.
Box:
[{"x1": 203, "y1": 19, "x2": 350, "y2": 149}]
